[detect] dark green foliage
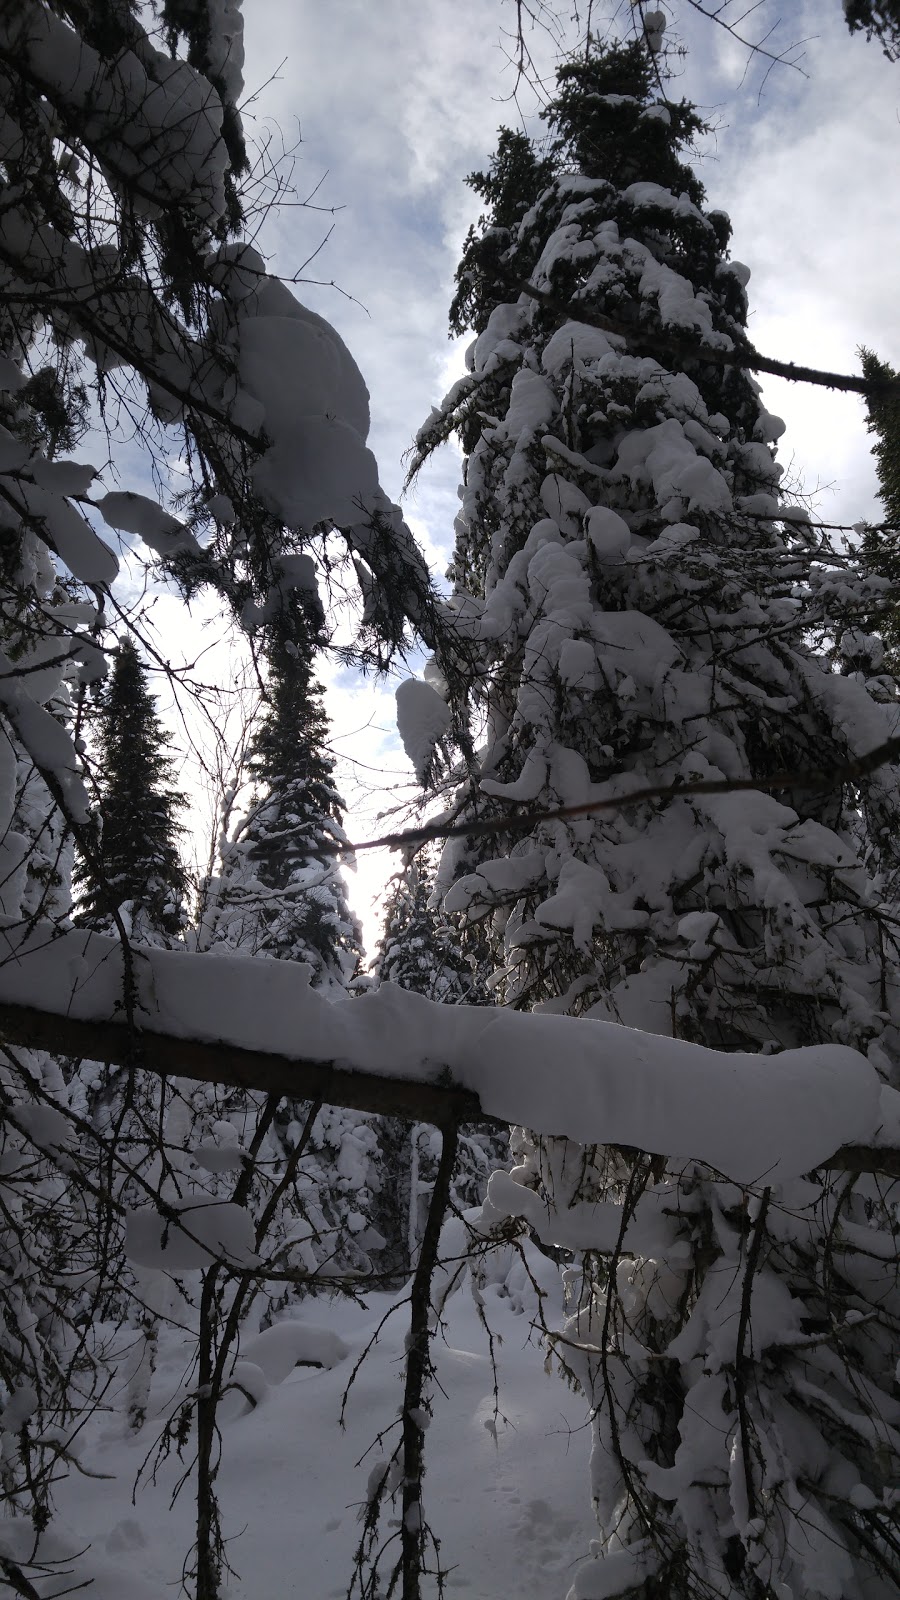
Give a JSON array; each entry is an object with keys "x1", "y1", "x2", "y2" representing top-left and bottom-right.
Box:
[
  {"x1": 249, "y1": 614, "x2": 334, "y2": 796},
  {"x1": 373, "y1": 856, "x2": 486, "y2": 1003},
  {"x1": 845, "y1": 0, "x2": 900, "y2": 56},
  {"x1": 449, "y1": 40, "x2": 712, "y2": 340},
  {"x1": 211, "y1": 600, "x2": 361, "y2": 984},
  {"x1": 546, "y1": 42, "x2": 708, "y2": 202},
  {"x1": 858, "y1": 347, "x2": 900, "y2": 653},
  {"x1": 75, "y1": 637, "x2": 187, "y2": 938},
  {"x1": 450, "y1": 129, "x2": 557, "y2": 337},
  {"x1": 860, "y1": 347, "x2": 900, "y2": 527}
]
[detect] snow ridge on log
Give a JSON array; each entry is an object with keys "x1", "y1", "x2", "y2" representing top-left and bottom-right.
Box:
[{"x1": 1, "y1": 922, "x2": 895, "y2": 1183}]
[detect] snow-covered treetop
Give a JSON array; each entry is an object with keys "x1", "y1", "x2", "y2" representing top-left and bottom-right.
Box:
[
  {"x1": 412, "y1": 41, "x2": 900, "y2": 1067},
  {"x1": 372, "y1": 853, "x2": 488, "y2": 1005}
]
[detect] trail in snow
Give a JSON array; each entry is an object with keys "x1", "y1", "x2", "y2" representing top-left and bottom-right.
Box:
[{"x1": 44, "y1": 1259, "x2": 592, "y2": 1599}]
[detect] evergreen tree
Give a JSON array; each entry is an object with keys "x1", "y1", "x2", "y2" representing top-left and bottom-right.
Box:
[
  {"x1": 68, "y1": 637, "x2": 187, "y2": 1432},
  {"x1": 200, "y1": 600, "x2": 385, "y2": 1292},
  {"x1": 450, "y1": 128, "x2": 558, "y2": 340},
  {"x1": 415, "y1": 37, "x2": 900, "y2": 1599},
  {"x1": 75, "y1": 637, "x2": 187, "y2": 942},
  {"x1": 373, "y1": 854, "x2": 486, "y2": 1003},
  {"x1": 856, "y1": 346, "x2": 900, "y2": 667},
  {"x1": 860, "y1": 348, "x2": 900, "y2": 529},
  {"x1": 845, "y1": 0, "x2": 900, "y2": 55},
  {"x1": 0, "y1": 2, "x2": 455, "y2": 1584},
  {"x1": 0, "y1": 0, "x2": 436, "y2": 922},
  {"x1": 370, "y1": 855, "x2": 506, "y2": 1276},
  {"x1": 205, "y1": 610, "x2": 359, "y2": 984}
]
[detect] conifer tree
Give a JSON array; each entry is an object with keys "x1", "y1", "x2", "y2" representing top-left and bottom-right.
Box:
[
  {"x1": 370, "y1": 855, "x2": 506, "y2": 1276},
  {"x1": 0, "y1": 0, "x2": 437, "y2": 960},
  {"x1": 856, "y1": 346, "x2": 900, "y2": 668},
  {"x1": 201, "y1": 599, "x2": 384, "y2": 1292},
  {"x1": 206, "y1": 608, "x2": 360, "y2": 984},
  {"x1": 373, "y1": 854, "x2": 485, "y2": 1004},
  {"x1": 76, "y1": 636, "x2": 187, "y2": 942},
  {"x1": 413, "y1": 35, "x2": 900, "y2": 1599},
  {"x1": 68, "y1": 637, "x2": 187, "y2": 1433}
]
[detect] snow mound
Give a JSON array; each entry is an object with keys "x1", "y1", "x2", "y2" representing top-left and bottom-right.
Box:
[{"x1": 240, "y1": 1320, "x2": 350, "y2": 1382}]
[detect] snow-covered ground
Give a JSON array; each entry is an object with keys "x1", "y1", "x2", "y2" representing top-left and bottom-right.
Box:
[{"x1": 40, "y1": 1256, "x2": 593, "y2": 1599}]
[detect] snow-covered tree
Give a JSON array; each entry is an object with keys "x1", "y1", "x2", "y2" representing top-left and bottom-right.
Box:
[
  {"x1": 205, "y1": 610, "x2": 359, "y2": 982},
  {"x1": 197, "y1": 601, "x2": 387, "y2": 1290},
  {"x1": 412, "y1": 36, "x2": 900, "y2": 1599},
  {"x1": 75, "y1": 636, "x2": 187, "y2": 941},
  {"x1": 0, "y1": 10, "x2": 440, "y2": 1557},
  {"x1": 0, "y1": 0, "x2": 437, "y2": 928},
  {"x1": 0, "y1": 10, "x2": 426, "y2": 1574},
  {"x1": 2, "y1": 8, "x2": 900, "y2": 1599},
  {"x1": 62, "y1": 636, "x2": 192, "y2": 1432},
  {"x1": 370, "y1": 855, "x2": 506, "y2": 1277},
  {"x1": 373, "y1": 853, "x2": 486, "y2": 1004}
]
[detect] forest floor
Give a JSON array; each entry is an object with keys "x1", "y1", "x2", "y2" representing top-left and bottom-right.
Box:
[{"x1": 40, "y1": 1242, "x2": 594, "y2": 1598}]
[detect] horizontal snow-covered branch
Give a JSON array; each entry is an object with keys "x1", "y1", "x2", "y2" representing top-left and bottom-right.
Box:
[
  {"x1": 309, "y1": 731, "x2": 900, "y2": 860},
  {"x1": 0, "y1": 922, "x2": 897, "y2": 1184},
  {"x1": 515, "y1": 279, "x2": 900, "y2": 399}
]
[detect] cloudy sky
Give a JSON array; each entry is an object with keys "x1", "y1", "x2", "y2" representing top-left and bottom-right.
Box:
[{"x1": 155, "y1": 1, "x2": 900, "y2": 949}]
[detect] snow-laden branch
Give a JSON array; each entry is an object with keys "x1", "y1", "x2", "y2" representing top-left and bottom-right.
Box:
[
  {"x1": 298, "y1": 730, "x2": 900, "y2": 860},
  {"x1": 1, "y1": 922, "x2": 896, "y2": 1184},
  {"x1": 0, "y1": 4, "x2": 231, "y2": 222},
  {"x1": 515, "y1": 278, "x2": 900, "y2": 399}
]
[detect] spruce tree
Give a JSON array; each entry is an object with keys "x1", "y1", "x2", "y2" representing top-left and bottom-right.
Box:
[
  {"x1": 201, "y1": 599, "x2": 385, "y2": 1291},
  {"x1": 68, "y1": 636, "x2": 187, "y2": 1431},
  {"x1": 206, "y1": 609, "x2": 359, "y2": 983},
  {"x1": 0, "y1": 1, "x2": 440, "y2": 1581},
  {"x1": 414, "y1": 37, "x2": 900, "y2": 1599},
  {"x1": 76, "y1": 636, "x2": 187, "y2": 942},
  {"x1": 86, "y1": 635, "x2": 184, "y2": 1440},
  {"x1": 371, "y1": 856, "x2": 506, "y2": 1276},
  {"x1": 856, "y1": 347, "x2": 900, "y2": 670},
  {"x1": 373, "y1": 854, "x2": 486, "y2": 1004}
]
